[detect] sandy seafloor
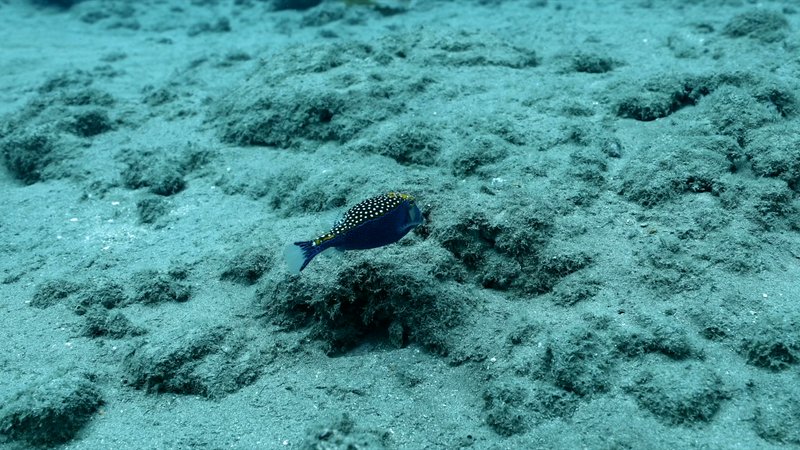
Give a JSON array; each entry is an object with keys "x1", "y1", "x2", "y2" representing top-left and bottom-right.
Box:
[{"x1": 1, "y1": 0, "x2": 800, "y2": 448}]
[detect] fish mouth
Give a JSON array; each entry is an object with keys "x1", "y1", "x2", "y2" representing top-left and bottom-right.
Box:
[{"x1": 407, "y1": 204, "x2": 423, "y2": 228}]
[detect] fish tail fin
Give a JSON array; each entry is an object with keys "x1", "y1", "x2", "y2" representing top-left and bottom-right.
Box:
[{"x1": 284, "y1": 241, "x2": 326, "y2": 274}]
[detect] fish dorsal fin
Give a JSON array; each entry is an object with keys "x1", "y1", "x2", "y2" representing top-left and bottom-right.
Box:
[{"x1": 332, "y1": 212, "x2": 345, "y2": 229}]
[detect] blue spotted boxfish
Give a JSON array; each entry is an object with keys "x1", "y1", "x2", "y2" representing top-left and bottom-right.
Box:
[{"x1": 284, "y1": 192, "x2": 423, "y2": 273}]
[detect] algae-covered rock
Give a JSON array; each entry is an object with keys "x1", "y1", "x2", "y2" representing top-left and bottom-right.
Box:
[{"x1": 0, "y1": 375, "x2": 102, "y2": 446}]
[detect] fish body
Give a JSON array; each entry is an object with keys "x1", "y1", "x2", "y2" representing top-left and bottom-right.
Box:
[{"x1": 284, "y1": 192, "x2": 422, "y2": 273}]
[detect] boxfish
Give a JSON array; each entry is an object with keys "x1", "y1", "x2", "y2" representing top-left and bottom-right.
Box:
[{"x1": 284, "y1": 192, "x2": 423, "y2": 273}]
